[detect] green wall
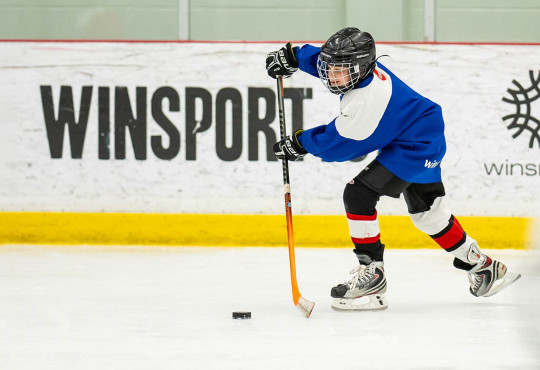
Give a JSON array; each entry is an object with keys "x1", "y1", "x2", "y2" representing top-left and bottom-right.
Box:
[
  {"x1": 436, "y1": 0, "x2": 540, "y2": 42},
  {"x1": 0, "y1": 0, "x2": 179, "y2": 40},
  {"x1": 0, "y1": 0, "x2": 539, "y2": 42}
]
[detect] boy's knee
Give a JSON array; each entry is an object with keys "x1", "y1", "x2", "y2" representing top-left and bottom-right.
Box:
[{"x1": 343, "y1": 179, "x2": 379, "y2": 215}]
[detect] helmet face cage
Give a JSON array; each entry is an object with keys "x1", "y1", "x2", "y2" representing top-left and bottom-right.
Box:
[{"x1": 317, "y1": 55, "x2": 363, "y2": 95}]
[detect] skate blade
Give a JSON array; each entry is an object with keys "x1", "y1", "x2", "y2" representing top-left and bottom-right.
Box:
[
  {"x1": 331, "y1": 294, "x2": 388, "y2": 311},
  {"x1": 483, "y1": 271, "x2": 521, "y2": 297}
]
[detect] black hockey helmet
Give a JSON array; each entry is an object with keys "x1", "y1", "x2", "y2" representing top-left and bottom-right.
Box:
[{"x1": 317, "y1": 27, "x2": 376, "y2": 94}]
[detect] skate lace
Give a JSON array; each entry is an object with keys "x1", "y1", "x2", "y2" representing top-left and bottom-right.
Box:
[
  {"x1": 348, "y1": 265, "x2": 371, "y2": 289},
  {"x1": 469, "y1": 272, "x2": 483, "y2": 292}
]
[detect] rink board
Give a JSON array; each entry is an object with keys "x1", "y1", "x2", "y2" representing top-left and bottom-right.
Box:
[
  {"x1": 0, "y1": 212, "x2": 533, "y2": 249},
  {"x1": 0, "y1": 42, "x2": 539, "y2": 218},
  {"x1": 0, "y1": 42, "x2": 539, "y2": 249}
]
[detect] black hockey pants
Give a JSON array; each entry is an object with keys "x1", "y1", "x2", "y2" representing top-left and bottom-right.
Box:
[{"x1": 343, "y1": 159, "x2": 470, "y2": 264}]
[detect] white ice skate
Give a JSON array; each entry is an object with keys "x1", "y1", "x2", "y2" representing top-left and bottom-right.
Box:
[
  {"x1": 467, "y1": 255, "x2": 521, "y2": 297},
  {"x1": 331, "y1": 262, "x2": 388, "y2": 311},
  {"x1": 456, "y1": 243, "x2": 521, "y2": 297}
]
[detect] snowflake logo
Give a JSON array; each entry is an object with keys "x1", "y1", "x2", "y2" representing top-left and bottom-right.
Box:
[{"x1": 501, "y1": 70, "x2": 540, "y2": 148}]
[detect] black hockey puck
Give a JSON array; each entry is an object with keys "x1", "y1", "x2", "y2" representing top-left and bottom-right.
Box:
[{"x1": 232, "y1": 311, "x2": 251, "y2": 319}]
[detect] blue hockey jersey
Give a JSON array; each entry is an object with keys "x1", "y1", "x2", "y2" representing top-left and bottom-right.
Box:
[{"x1": 295, "y1": 44, "x2": 446, "y2": 184}]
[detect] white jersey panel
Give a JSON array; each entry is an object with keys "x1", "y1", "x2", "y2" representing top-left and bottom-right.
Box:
[{"x1": 335, "y1": 68, "x2": 393, "y2": 141}]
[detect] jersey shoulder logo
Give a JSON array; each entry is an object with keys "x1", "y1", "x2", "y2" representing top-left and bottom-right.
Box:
[{"x1": 373, "y1": 69, "x2": 387, "y2": 81}]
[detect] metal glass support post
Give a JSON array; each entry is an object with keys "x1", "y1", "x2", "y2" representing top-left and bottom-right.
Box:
[
  {"x1": 424, "y1": 0, "x2": 435, "y2": 42},
  {"x1": 179, "y1": 0, "x2": 189, "y2": 40}
]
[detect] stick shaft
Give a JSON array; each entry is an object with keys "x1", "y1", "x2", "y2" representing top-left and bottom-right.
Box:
[
  {"x1": 276, "y1": 77, "x2": 290, "y2": 185},
  {"x1": 276, "y1": 77, "x2": 301, "y2": 305}
]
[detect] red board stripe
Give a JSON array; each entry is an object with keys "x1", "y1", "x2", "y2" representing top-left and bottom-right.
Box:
[{"x1": 1, "y1": 40, "x2": 540, "y2": 46}]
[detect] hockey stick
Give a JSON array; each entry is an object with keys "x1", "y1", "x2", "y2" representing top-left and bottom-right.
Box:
[{"x1": 276, "y1": 76, "x2": 315, "y2": 318}]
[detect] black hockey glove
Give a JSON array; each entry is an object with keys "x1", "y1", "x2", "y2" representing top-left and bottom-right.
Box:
[
  {"x1": 273, "y1": 130, "x2": 307, "y2": 161},
  {"x1": 266, "y1": 42, "x2": 299, "y2": 79}
]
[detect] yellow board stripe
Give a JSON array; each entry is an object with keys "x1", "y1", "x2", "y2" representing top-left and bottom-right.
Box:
[{"x1": 0, "y1": 212, "x2": 533, "y2": 249}]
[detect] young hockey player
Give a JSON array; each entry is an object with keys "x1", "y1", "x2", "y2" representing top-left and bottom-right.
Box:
[{"x1": 265, "y1": 27, "x2": 521, "y2": 311}]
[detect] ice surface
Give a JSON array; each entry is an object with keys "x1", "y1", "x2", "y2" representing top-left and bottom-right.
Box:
[{"x1": 0, "y1": 245, "x2": 538, "y2": 370}]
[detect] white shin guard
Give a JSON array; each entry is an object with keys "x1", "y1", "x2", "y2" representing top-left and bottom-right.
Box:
[
  {"x1": 409, "y1": 197, "x2": 452, "y2": 235},
  {"x1": 409, "y1": 197, "x2": 481, "y2": 265}
]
